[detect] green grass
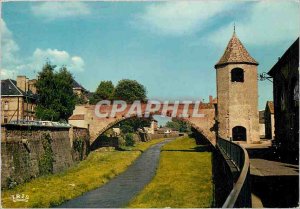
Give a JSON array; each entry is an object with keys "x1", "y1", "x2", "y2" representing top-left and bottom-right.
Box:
[
  {"x1": 1, "y1": 138, "x2": 167, "y2": 208},
  {"x1": 128, "y1": 136, "x2": 213, "y2": 208}
]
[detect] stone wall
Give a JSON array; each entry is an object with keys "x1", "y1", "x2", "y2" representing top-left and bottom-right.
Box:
[
  {"x1": 148, "y1": 133, "x2": 180, "y2": 140},
  {"x1": 70, "y1": 127, "x2": 90, "y2": 162},
  {"x1": 216, "y1": 63, "x2": 260, "y2": 143},
  {"x1": 1, "y1": 124, "x2": 89, "y2": 188}
]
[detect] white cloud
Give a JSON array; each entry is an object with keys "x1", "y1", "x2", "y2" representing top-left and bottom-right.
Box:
[
  {"x1": 29, "y1": 48, "x2": 85, "y2": 72},
  {"x1": 0, "y1": 19, "x2": 85, "y2": 79},
  {"x1": 132, "y1": 1, "x2": 234, "y2": 36},
  {"x1": 0, "y1": 18, "x2": 22, "y2": 79},
  {"x1": 31, "y1": 2, "x2": 91, "y2": 20},
  {"x1": 208, "y1": 1, "x2": 300, "y2": 46},
  {"x1": 0, "y1": 68, "x2": 17, "y2": 79}
]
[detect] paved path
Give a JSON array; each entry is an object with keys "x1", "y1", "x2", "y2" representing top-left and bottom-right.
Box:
[
  {"x1": 249, "y1": 157, "x2": 299, "y2": 207},
  {"x1": 250, "y1": 158, "x2": 299, "y2": 176},
  {"x1": 57, "y1": 138, "x2": 174, "y2": 208}
]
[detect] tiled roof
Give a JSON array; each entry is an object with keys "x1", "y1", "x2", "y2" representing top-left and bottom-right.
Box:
[
  {"x1": 1, "y1": 79, "x2": 24, "y2": 96},
  {"x1": 69, "y1": 114, "x2": 85, "y2": 120},
  {"x1": 267, "y1": 101, "x2": 274, "y2": 114},
  {"x1": 199, "y1": 103, "x2": 215, "y2": 109},
  {"x1": 72, "y1": 79, "x2": 86, "y2": 90},
  {"x1": 215, "y1": 32, "x2": 258, "y2": 68}
]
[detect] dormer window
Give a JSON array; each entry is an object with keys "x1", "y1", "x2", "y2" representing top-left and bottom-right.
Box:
[{"x1": 231, "y1": 68, "x2": 244, "y2": 82}]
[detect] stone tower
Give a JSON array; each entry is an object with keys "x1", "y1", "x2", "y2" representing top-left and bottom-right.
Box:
[{"x1": 215, "y1": 31, "x2": 260, "y2": 143}]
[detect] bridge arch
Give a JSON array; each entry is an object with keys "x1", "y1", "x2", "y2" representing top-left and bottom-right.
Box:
[
  {"x1": 90, "y1": 112, "x2": 214, "y2": 149},
  {"x1": 69, "y1": 103, "x2": 217, "y2": 147}
]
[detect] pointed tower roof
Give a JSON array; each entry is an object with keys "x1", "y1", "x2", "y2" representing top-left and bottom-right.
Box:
[{"x1": 215, "y1": 31, "x2": 258, "y2": 68}]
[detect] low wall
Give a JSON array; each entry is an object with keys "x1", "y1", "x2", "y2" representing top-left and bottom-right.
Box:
[
  {"x1": 1, "y1": 124, "x2": 89, "y2": 188},
  {"x1": 149, "y1": 133, "x2": 180, "y2": 140}
]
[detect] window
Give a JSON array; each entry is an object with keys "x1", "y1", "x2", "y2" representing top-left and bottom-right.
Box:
[
  {"x1": 231, "y1": 68, "x2": 244, "y2": 82},
  {"x1": 4, "y1": 101, "x2": 9, "y2": 111},
  {"x1": 4, "y1": 117, "x2": 8, "y2": 124},
  {"x1": 232, "y1": 126, "x2": 247, "y2": 141}
]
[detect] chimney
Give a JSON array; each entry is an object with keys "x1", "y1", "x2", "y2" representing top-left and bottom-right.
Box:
[
  {"x1": 209, "y1": 95, "x2": 213, "y2": 104},
  {"x1": 16, "y1": 76, "x2": 27, "y2": 92},
  {"x1": 28, "y1": 79, "x2": 37, "y2": 94}
]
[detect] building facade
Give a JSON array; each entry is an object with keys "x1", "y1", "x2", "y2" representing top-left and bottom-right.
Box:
[
  {"x1": 72, "y1": 79, "x2": 89, "y2": 104},
  {"x1": 259, "y1": 110, "x2": 266, "y2": 138},
  {"x1": 1, "y1": 76, "x2": 37, "y2": 124},
  {"x1": 268, "y1": 38, "x2": 299, "y2": 162},
  {"x1": 215, "y1": 31, "x2": 260, "y2": 143},
  {"x1": 264, "y1": 101, "x2": 275, "y2": 139}
]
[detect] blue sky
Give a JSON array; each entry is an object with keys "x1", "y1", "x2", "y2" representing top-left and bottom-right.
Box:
[{"x1": 1, "y1": 1, "x2": 299, "y2": 116}]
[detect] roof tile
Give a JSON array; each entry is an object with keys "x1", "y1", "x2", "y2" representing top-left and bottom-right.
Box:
[{"x1": 215, "y1": 32, "x2": 258, "y2": 68}]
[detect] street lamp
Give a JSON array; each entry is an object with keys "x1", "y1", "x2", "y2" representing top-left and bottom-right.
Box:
[{"x1": 259, "y1": 72, "x2": 273, "y2": 83}]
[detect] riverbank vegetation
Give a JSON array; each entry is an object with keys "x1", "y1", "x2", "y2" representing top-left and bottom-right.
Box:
[
  {"x1": 128, "y1": 136, "x2": 213, "y2": 208},
  {"x1": 1, "y1": 138, "x2": 167, "y2": 208}
]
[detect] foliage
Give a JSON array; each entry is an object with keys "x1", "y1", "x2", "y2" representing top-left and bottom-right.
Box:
[
  {"x1": 166, "y1": 119, "x2": 191, "y2": 132},
  {"x1": 1, "y1": 138, "x2": 167, "y2": 208},
  {"x1": 124, "y1": 133, "x2": 135, "y2": 146},
  {"x1": 128, "y1": 137, "x2": 213, "y2": 208},
  {"x1": 75, "y1": 94, "x2": 87, "y2": 105},
  {"x1": 113, "y1": 79, "x2": 147, "y2": 103},
  {"x1": 119, "y1": 117, "x2": 151, "y2": 134},
  {"x1": 73, "y1": 138, "x2": 85, "y2": 160},
  {"x1": 38, "y1": 133, "x2": 54, "y2": 175},
  {"x1": 120, "y1": 124, "x2": 134, "y2": 134},
  {"x1": 35, "y1": 62, "x2": 76, "y2": 121},
  {"x1": 90, "y1": 81, "x2": 114, "y2": 104}
]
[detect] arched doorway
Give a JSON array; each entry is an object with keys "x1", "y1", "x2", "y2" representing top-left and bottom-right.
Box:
[{"x1": 232, "y1": 126, "x2": 246, "y2": 141}]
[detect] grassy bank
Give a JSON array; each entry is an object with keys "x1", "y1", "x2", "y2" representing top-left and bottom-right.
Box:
[
  {"x1": 1, "y1": 138, "x2": 167, "y2": 208},
  {"x1": 128, "y1": 136, "x2": 213, "y2": 208}
]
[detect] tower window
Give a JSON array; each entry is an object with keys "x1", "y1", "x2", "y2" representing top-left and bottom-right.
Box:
[
  {"x1": 232, "y1": 126, "x2": 247, "y2": 141},
  {"x1": 231, "y1": 68, "x2": 244, "y2": 82}
]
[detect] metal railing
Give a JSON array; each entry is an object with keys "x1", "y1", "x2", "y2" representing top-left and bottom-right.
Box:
[{"x1": 217, "y1": 137, "x2": 251, "y2": 208}]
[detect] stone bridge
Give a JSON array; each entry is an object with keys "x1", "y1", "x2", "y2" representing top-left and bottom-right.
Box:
[{"x1": 68, "y1": 101, "x2": 217, "y2": 146}]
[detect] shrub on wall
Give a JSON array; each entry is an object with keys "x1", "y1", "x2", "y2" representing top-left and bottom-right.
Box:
[
  {"x1": 73, "y1": 138, "x2": 85, "y2": 160},
  {"x1": 38, "y1": 133, "x2": 54, "y2": 175}
]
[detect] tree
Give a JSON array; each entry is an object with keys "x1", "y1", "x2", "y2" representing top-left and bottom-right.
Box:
[
  {"x1": 119, "y1": 117, "x2": 151, "y2": 134},
  {"x1": 35, "y1": 62, "x2": 76, "y2": 121},
  {"x1": 113, "y1": 79, "x2": 147, "y2": 103},
  {"x1": 90, "y1": 81, "x2": 114, "y2": 104},
  {"x1": 75, "y1": 94, "x2": 87, "y2": 105},
  {"x1": 166, "y1": 119, "x2": 190, "y2": 132},
  {"x1": 114, "y1": 79, "x2": 148, "y2": 135}
]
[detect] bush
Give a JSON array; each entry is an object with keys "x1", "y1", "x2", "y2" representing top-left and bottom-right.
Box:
[
  {"x1": 124, "y1": 133, "x2": 135, "y2": 146},
  {"x1": 7, "y1": 177, "x2": 17, "y2": 189},
  {"x1": 118, "y1": 137, "x2": 126, "y2": 146}
]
